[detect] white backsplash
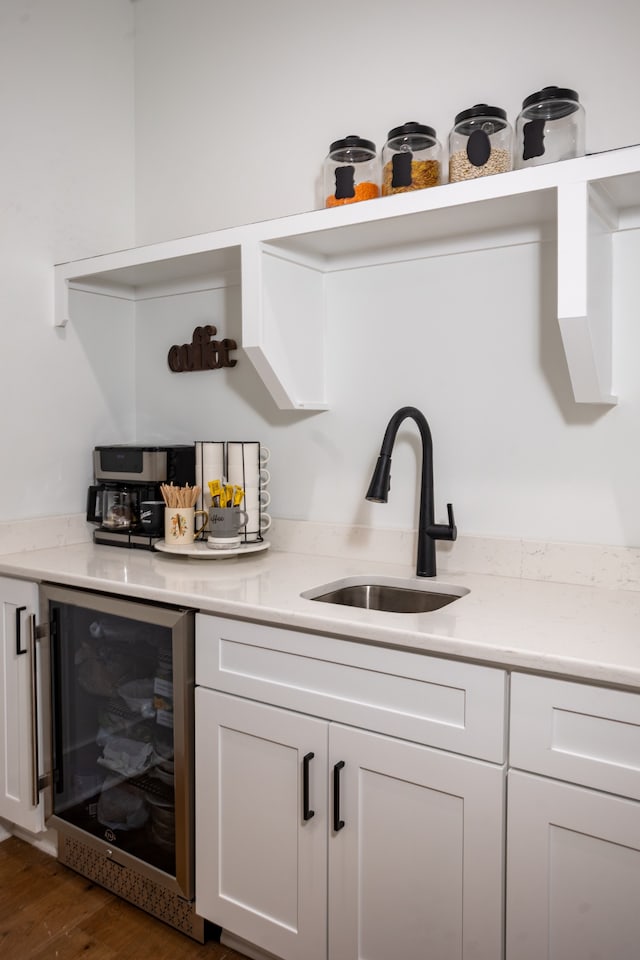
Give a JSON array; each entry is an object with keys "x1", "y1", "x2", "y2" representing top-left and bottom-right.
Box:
[
  {"x1": 268, "y1": 519, "x2": 640, "y2": 592},
  {"x1": 1, "y1": 514, "x2": 639, "y2": 592},
  {"x1": 0, "y1": 515, "x2": 92, "y2": 556}
]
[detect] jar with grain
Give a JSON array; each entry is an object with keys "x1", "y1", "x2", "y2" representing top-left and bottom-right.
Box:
[
  {"x1": 381, "y1": 122, "x2": 442, "y2": 195},
  {"x1": 324, "y1": 135, "x2": 380, "y2": 208},
  {"x1": 448, "y1": 104, "x2": 513, "y2": 182},
  {"x1": 515, "y1": 86, "x2": 585, "y2": 168}
]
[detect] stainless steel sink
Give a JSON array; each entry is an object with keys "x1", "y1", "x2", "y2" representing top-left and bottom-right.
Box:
[{"x1": 301, "y1": 576, "x2": 469, "y2": 614}]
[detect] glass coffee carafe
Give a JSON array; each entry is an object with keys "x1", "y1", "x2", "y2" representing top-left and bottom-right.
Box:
[{"x1": 101, "y1": 489, "x2": 137, "y2": 529}]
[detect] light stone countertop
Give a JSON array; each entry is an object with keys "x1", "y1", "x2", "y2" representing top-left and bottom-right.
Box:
[{"x1": 1, "y1": 540, "x2": 640, "y2": 690}]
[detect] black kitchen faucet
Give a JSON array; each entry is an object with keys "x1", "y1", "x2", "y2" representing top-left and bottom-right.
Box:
[{"x1": 365, "y1": 405, "x2": 457, "y2": 578}]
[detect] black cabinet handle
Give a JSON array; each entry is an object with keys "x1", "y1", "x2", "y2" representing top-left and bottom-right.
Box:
[
  {"x1": 302, "y1": 752, "x2": 315, "y2": 821},
  {"x1": 333, "y1": 760, "x2": 345, "y2": 832},
  {"x1": 15, "y1": 606, "x2": 27, "y2": 655}
]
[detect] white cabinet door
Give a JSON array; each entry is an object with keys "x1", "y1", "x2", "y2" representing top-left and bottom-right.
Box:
[
  {"x1": 195, "y1": 689, "x2": 328, "y2": 960},
  {"x1": 329, "y1": 723, "x2": 505, "y2": 960},
  {"x1": 507, "y1": 771, "x2": 640, "y2": 960},
  {"x1": 195, "y1": 688, "x2": 506, "y2": 960},
  {"x1": 0, "y1": 576, "x2": 43, "y2": 833}
]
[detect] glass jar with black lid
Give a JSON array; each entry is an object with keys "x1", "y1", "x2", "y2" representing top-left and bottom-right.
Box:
[
  {"x1": 324, "y1": 135, "x2": 380, "y2": 208},
  {"x1": 515, "y1": 86, "x2": 585, "y2": 168},
  {"x1": 382, "y1": 121, "x2": 442, "y2": 195},
  {"x1": 448, "y1": 104, "x2": 513, "y2": 182}
]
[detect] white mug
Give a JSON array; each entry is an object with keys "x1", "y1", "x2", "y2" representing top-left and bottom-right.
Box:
[
  {"x1": 241, "y1": 486, "x2": 270, "y2": 531},
  {"x1": 164, "y1": 507, "x2": 208, "y2": 545},
  {"x1": 260, "y1": 512, "x2": 272, "y2": 532},
  {"x1": 195, "y1": 441, "x2": 225, "y2": 525},
  {"x1": 244, "y1": 509, "x2": 272, "y2": 541},
  {"x1": 227, "y1": 442, "x2": 270, "y2": 490}
]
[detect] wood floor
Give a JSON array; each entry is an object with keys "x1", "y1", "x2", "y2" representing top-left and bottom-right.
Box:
[{"x1": 0, "y1": 836, "x2": 250, "y2": 960}]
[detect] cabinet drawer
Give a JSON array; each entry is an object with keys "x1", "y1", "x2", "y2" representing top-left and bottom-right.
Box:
[
  {"x1": 510, "y1": 673, "x2": 640, "y2": 800},
  {"x1": 196, "y1": 614, "x2": 507, "y2": 762}
]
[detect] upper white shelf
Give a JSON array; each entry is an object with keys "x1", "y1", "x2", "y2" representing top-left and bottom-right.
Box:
[{"x1": 55, "y1": 145, "x2": 640, "y2": 410}]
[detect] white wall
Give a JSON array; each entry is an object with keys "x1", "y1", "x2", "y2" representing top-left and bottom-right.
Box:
[
  {"x1": 0, "y1": 0, "x2": 135, "y2": 523},
  {"x1": 129, "y1": 0, "x2": 640, "y2": 549},
  {"x1": 4, "y1": 0, "x2": 640, "y2": 551},
  {"x1": 133, "y1": 0, "x2": 640, "y2": 240},
  {"x1": 133, "y1": 232, "x2": 640, "y2": 548}
]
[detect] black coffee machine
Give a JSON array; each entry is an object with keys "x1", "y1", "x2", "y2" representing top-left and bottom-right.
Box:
[{"x1": 87, "y1": 444, "x2": 195, "y2": 549}]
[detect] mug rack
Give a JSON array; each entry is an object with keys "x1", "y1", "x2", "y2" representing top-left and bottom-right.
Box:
[{"x1": 194, "y1": 441, "x2": 271, "y2": 544}]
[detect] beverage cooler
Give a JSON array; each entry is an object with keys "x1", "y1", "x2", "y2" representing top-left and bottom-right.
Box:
[{"x1": 39, "y1": 584, "x2": 204, "y2": 941}]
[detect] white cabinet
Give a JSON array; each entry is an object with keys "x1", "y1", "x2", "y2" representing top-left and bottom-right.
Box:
[
  {"x1": 195, "y1": 614, "x2": 506, "y2": 960},
  {"x1": 55, "y1": 145, "x2": 640, "y2": 409},
  {"x1": 196, "y1": 690, "x2": 504, "y2": 960},
  {"x1": 506, "y1": 673, "x2": 640, "y2": 960},
  {"x1": 195, "y1": 613, "x2": 507, "y2": 763},
  {"x1": 507, "y1": 771, "x2": 640, "y2": 960},
  {"x1": 0, "y1": 576, "x2": 44, "y2": 833},
  {"x1": 328, "y1": 722, "x2": 504, "y2": 960},
  {"x1": 195, "y1": 690, "x2": 328, "y2": 960}
]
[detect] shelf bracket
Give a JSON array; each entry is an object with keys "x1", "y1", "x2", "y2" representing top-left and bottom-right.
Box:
[
  {"x1": 241, "y1": 242, "x2": 328, "y2": 411},
  {"x1": 54, "y1": 269, "x2": 70, "y2": 327},
  {"x1": 556, "y1": 180, "x2": 618, "y2": 405}
]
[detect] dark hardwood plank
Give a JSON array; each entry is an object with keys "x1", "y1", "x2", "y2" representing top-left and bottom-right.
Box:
[
  {"x1": 79, "y1": 896, "x2": 225, "y2": 960},
  {"x1": 0, "y1": 854, "x2": 78, "y2": 915},
  {"x1": 0, "y1": 837, "x2": 250, "y2": 960},
  {"x1": 30, "y1": 927, "x2": 119, "y2": 960},
  {"x1": 1, "y1": 871, "x2": 113, "y2": 959}
]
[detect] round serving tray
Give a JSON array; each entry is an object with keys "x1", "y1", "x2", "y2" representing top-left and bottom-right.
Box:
[{"x1": 154, "y1": 539, "x2": 270, "y2": 560}]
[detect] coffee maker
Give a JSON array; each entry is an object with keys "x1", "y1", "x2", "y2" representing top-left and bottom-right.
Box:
[{"x1": 87, "y1": 444, "x2": 195, "y2": 548}]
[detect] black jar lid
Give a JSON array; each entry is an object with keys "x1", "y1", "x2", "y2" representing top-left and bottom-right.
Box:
[
  {"x1": 329, "y1": 135, "x2": 376, "y2": 160},
  {"x1": 521, "y1": 86, "x2": 580, "y2": 118},
  {"x1": 453, "y1": 104, "x2": 508, "y2": 135},
  {"x1": 454, "y1": 104, "x2": 507, "y2": 126},
  {"x1": 386, "y1": 121, "x2": 437, "y2": 149}
]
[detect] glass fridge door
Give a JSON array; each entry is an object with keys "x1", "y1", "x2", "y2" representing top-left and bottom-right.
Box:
[{"x1": 42, "y1": 584, "x2": 194, "y2": 892}]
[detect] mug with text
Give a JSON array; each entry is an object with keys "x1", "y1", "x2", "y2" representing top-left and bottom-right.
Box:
[
  {"x1": 140, "y1": 501, "x2": 165, "y2": 537},
  {"x1": 207, "y1": 505, "x2": 250, "y2": 549}
]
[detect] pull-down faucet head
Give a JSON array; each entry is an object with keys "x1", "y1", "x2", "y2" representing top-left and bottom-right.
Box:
[
  {"x1": 366, "y1": 405, "x2": 457, "y2": 578},
  {"x1": 365, "y1": 454, "x2": 392, "y2": 502}
]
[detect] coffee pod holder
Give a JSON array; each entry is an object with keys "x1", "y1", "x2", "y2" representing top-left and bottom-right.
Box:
[{"x1": 195, "y1": 440, "x2": 271, "y2": 543}]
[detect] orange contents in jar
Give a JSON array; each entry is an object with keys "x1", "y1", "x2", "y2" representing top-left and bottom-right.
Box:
[{"x1": 326, "y1": 181, "x2": 380, "y2": 207}]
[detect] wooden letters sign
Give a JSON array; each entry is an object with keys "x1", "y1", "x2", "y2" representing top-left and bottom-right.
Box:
[{"x1": 168, "y1": 325, "x2": 237, "y2": 373}]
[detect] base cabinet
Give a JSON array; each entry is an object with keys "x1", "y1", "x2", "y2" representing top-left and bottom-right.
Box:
[
  {"x1": 0, "y1": 576, "x2": 44, "y2": 833},
  {"x1": 329, "y1": 722, "x2": 504, "y2": 960},
  {"x1": 195, "y1": 690, "x2": 328, "y2": 960},
  {"x1": 196, "y1": 688, "x2": 505, "y2": 960},
  {"x1": 506, "y1": 771, "x2": 640, "y2": 960},
  {"x1": 507, "y1": 673, "x2": 640, "y2": 960}
]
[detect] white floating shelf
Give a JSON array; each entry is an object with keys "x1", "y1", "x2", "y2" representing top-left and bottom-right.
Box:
[{"x1": 55, "y1": 145, "x2": 640, "y2": 410}]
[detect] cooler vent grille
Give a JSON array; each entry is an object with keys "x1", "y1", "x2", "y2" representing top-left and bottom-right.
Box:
[{"x1": 59, "y1": 834, "x2": 204, "y2": 942}]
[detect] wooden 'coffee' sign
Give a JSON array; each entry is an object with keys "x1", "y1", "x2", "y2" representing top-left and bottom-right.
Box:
[{"x1": 168, "y1": 325, "x2": 237, "y2": 373}]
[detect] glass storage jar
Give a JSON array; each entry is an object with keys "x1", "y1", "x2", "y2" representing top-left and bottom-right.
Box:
[
  {"x1": 515, "y1": 86, "x2": 585, "y2": 168},
  {"x1": 381, "y1": 121, "x2": 442, "y2": 195},
  {"x1": 324, "y1": 135, "x2": 380, "y2": 208},
  {"x1": 448, "y1": 104, "x2": 512, "y2": 182}
]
